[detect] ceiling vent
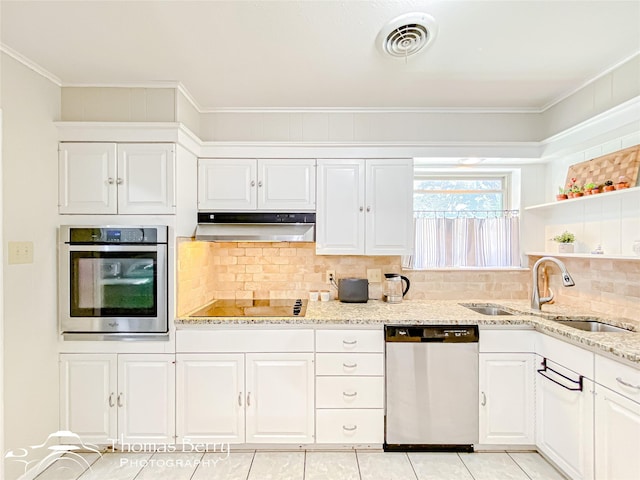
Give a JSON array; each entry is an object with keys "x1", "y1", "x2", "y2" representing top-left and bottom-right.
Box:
[{"x1": 378, "y1": 12, "x2": 438, "y2": 59}]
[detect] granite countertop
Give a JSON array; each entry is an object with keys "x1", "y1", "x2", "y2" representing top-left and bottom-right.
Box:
[{"x1": 176, "y1": 299, "x2": 640, "y2": 366}]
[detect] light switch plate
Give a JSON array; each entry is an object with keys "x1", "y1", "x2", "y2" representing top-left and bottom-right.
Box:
[
  {"x1": 8, "y1": 241, "x2": 34, "y2": 264},
  {"x1": 367, "y1": 268, "x2": 382, "y2": 283}
]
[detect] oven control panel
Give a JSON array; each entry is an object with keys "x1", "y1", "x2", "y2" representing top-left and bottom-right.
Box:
[{"x1": 64, "y1": 226, "x2": 167, "y2": 244}]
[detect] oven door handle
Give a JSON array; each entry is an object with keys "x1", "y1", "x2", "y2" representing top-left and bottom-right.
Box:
[{"x1": 65, "y1": 245, "x2": 164, "y2": 252}]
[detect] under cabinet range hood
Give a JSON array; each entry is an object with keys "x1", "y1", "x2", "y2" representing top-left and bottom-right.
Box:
[{"x1": 196, "y1": 212, "x2": 316, "y2": 242}]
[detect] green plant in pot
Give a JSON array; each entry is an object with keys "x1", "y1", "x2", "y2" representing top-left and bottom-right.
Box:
[
  {"x1": 553, "y1": 231, "x2": 575, "y2": 254},
  {"x1": 584, "y1": 182, "x2": 599, "y2": 194},
  {"x1": 556, "y1": 186, "x2": 568, "y2": 201}
]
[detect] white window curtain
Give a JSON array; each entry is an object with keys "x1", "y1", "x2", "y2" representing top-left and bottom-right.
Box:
[{"x1": 404, "y1": 211, "x2": 521, "y2": 269}]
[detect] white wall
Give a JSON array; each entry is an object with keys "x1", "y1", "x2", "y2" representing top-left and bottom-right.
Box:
[
  {"x1": 542, "y1": 55, "x2": 640, "y2": 139},
  {"x1": 61, "y1": 86, "x2": 176, "y2": 122},
  {"x1": 1, "y1": 53, "x2": 61, "y2": 480}
]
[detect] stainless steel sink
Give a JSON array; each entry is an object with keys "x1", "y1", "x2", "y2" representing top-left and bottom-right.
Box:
[
  {"x1": 460, "y1": 304, "x2": 513, "y2": 316},
  {"x1": 554, "y1": 320, "x2": 632, "y2": 333}
]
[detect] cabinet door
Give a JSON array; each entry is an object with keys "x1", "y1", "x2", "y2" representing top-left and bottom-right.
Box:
[
  {"x1": 316, "y1": 160, "x2": 365, "y2": 254},
  {"x1": 245, "y1": 353, "x2": 314, "y2": 443},
  {"x1": 595, "y1": 385, "x2": 640, "y2": 480},
  {"x1": 365, "y1": 159, "x2": 413, "y2": 255},
  {"x1": 479, "y1": 353, "x2": 535, "y2": 445},
  {"x1": 198, "y1": 159, "x2": 256, "y2": 210},
  {"x1": 176, "y1": 354, "x2": 245, "y2": 444},
  {"x1": 257, "y1": 159, "x2": 316, "y2": 210},
  {"x1": 117, "y1": 143, "x2": 175, "y2": 214},
  {"x1": 117, "y1": 354, "x2": 175, "y2": 444},
  {"x1": 536, "y1": 356, "x2": 594, "y2": 480},
  {"x1": 59, "y1": 143, "x2": 117, "y2": 214},
  {"x1": 59, "y1": 354, "x2": 117, "y2": 444}
]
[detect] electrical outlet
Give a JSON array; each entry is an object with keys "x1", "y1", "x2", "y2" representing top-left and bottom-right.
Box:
[
  {"x1": 326, "y1": 270, "x2": 336, "y2": 283},
  {"x1": 8, "y1": 241, "x2": 34, "y2": 265},
  {"x1": 367, "y1": 268, "x2": 382, "y2": 283}
]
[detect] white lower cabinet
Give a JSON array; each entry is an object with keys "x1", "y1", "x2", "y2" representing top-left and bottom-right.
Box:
[
  {"x1": 594, "y1": 384, "x2": 640, "y2": 480},
  {"x1": 478, "y1": 353, "x2": 535, "y2": 445},
  {"x1": 59, "y1": 353, "x2": 175, "y2": 445},
  {"x1": 176, "y1": 352, "x2": 314, "y2": 444},
  {"x1": 176, "y1": 354, "x2": 245, "y2": 443},
  {"x1": 594, "y1": 354, "x2": 640, "y2": 480},
  {"x1": 315, "y1": 329, "x2": 384, "y2": 444},
  {"x1": 535, "y1": 354, "x2": 594, "y2": 480}
]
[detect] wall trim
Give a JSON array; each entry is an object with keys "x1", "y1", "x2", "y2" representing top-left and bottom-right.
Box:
[
  {"x1": 53, "y1": 121, "x2": 544, "y2": 159},
  {"x1": 540, "y1": 95, "x2": 640, "y2": 158},
  {"x1": 0, "y1": 43, "x2": 62, "y2": 86}
]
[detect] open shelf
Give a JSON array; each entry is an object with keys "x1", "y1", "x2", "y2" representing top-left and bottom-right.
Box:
[
  {"x1": 526, "y1": 252, "x2": 640, "y2": 261},
  {"x1": 524, "y1": 186, "x2": 640, "y2": 212}
]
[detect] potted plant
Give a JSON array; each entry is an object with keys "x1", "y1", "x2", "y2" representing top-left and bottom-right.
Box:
[
  {"x1": 553, "y1": 231, "x2": 575, "y2": 254},
  {"x1": 603, "y1": 180, "x2": 616, "y2": 192},
  {"x1": 570, "y1": 184, "x2": 584, "y2": 198},
  {"x1": 615, "y1": 175, "x2": 630, "y2": 189},
  {"x1": 556, "y1": 186, "x2": 568, "y2": 201},
  {"x1": 584, "y1": 182, "x2": 597, "y2": 195}
]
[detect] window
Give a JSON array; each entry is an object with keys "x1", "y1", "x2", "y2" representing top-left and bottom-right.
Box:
[
  {"x1": 406, "y1": 172, "x2": 520, "y2": 269},
  {"x1": 413, "y1": 175, "x2": 507, "y2": 215}
]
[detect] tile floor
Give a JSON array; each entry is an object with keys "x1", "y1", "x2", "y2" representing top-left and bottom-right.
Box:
[{"x1": 33, "y1": 450, "x2": 567, "y2": 480}]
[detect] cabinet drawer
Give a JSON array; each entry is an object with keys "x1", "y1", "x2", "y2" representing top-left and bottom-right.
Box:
[
  {"x1": 316, "y1": 329, "x2": 384, "y2": 353},
  {"x1": 316, "y1": 377, "x2": 384, "y2": 408},
  {"x1": 316, "y1": 409, "x2": 384, "y2": 444},
  {"x1": 595, "y1": 354, "x2": 640, "y2": 401},
  {"x1": 316, "y1": 353, "x2": 384, "y2": 376},
  {"x1": 535, "y1": 333, "x2": 594, "y2": 379},
  {"x1": 176, "y1": 329, "x2": 314, "y2": 353},
  {"x1": 479, "y1": 329, "x2": 536, "y2": 353}
]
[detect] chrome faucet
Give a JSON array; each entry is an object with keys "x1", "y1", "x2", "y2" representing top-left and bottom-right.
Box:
[{"x1": 531, "y1": 256, "x2": 575, "y2": 310}]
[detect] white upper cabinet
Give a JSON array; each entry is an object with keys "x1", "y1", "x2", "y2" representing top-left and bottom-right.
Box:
[
  {"x1": 316, "y1": 160, "x2": 365, "y2": 254},
  {"x1": 58, "y1": 142, "x2": 176, "y2": 214},
  {"x1": 316, "y1": 159, "x2": 413, "y2": 255},
  {"x1": 198, "y1": 158, "x2": 316, "y2": 211},
  {"x1": 117, "y1": 144, "x2": 176, "y2": 214},
  {"x1": 257, "y1": 159, "x2": 316, "y2": 210},
  {"x1": 198, "y1": 159, "x2": 256, "y2": 210},
  {"x1": 59, "y1": 143, "x2": 117, "y2": 214}
]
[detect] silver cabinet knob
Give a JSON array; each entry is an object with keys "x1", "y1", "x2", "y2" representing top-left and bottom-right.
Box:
[
  {"x1": 116, "y1": 178, "x2": 123, "y2": 185},
  {"x1": 258, "y1": 181, "x2": 263, "y2": 187},
  {"x1": 251, "y1": 180, "x2": 256, "y2": 187},
  {"x1": 107, "y1": 178, "x2": 115, "y2": 185}
]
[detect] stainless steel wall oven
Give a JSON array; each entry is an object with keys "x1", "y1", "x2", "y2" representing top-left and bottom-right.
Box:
[{"x1": 59, "y1": 226, "x2": 168, "y2": 338}]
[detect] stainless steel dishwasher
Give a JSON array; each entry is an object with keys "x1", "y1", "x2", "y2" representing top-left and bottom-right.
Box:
[{"x1": 384, "y1": 325, "x2": 479, "y2": 452}]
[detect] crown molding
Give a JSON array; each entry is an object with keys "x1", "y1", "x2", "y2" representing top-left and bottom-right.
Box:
[
  {"x1": 0, "y1": 43, "x2": 62, "y2": 86},
  {"x1": 540, "y1": 95, "x2": 640, "y2": 158},
  {"x1": 4, "y1": 43, "x2": 638, "y2": 116}
]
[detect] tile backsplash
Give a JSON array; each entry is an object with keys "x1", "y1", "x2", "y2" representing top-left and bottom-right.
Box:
[
  {"x1": 177, "y1": 239, "x2": 530, "y2": 315},
  {"x1": 529, "y1": 255, "x2": 640, "y2": 319}
]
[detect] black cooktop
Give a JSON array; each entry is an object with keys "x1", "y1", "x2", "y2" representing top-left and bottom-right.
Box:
[{"x1": 190, "y1": 298, "x2": 307, "y2": 317}]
